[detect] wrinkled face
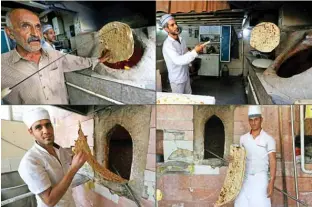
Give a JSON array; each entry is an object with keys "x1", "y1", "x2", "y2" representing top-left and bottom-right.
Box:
[
  {"x1": 248, "y1": 116, "x2": 262, "y2": 131},
  {"x1": 44, "y1": 28, "x2": 56, "y2": 42},
  {"x1": 165, "y1": 19, "x2": 179, "y2": 35},
  {"x1": 29, "y1": 119, "x2": 54, "y2": 146},
  {"x1": 6, "y1": 9, "x2": 42, "y2": 52}
]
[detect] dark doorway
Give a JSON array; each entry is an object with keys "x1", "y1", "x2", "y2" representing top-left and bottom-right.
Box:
[
  {"x1": 204, "y1": 115, "x2": 225, "y2": 159},
  {"x1": 107, "y1": 125, "x2": 133, "y2": 180}
]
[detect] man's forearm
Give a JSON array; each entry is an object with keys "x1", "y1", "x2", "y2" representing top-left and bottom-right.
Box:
[
  {"x1": 40, "y1": 167, "x2": 77, "y2": 206},
  {"x1": 269, "y1": 152, "x2": 277, "y2": 183}
]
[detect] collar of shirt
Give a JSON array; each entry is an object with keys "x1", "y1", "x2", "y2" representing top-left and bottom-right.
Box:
[
  {"x1": 34, "y1": 141, "x2": 61, "y2": 156},
  {"x1": 249, "y1": 128, "x2": 264, "y2": 143},
  {"x1": 9, "y1": 48, "x2": 50, "y2": 65},
  {"x1": 167, "y1": 35, "x2": 182, "y2": 43}
]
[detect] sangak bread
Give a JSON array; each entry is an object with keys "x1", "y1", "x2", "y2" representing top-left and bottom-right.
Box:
[
  {"x1": 250, "y1": 22, "x2": 280, "y2": 53},
  {"x1": 157, "y1": 95, "x2": 205, "y2": 104},
  {"x1": 74, "y1": 122, "x2": 127, "y2": 183},
  {"x1": 214, "y1": 145, "x2": 246, "y2": 207},
  {"x1": 98, "y1": 21, "x2": 134, "y2": 63}
]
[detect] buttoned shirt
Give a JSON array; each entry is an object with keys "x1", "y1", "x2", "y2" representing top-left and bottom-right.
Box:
[
  {"x1": 240, "y1": 129, "x2": 276, "y2": 175},
  {"x1": 162, "y1": 35, "x2": 198, "y2": 84},
  {"x1": 18, "y1": 142, "x2": 75, "y2": 207},
  {"x1": 1, "y1": 48, "x2": 99, "y2": 104}
]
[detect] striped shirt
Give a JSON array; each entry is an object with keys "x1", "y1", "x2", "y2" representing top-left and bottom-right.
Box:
[{"x1": 1, "y1": 48, "x2": 99, "y2": 104}]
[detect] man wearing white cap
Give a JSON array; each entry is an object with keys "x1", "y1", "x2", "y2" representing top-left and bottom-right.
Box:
[
  {"x1": 18, "y1": 107, "x2": 87, "y2": 207},
  {"x1": 234, "y1": 105, "x2": 276, "y2": 207},
  {"x1": 41, "y1": 24, "x2": 56, "y2": 50},
  {"x1": 160, "y1": 14, "x2": 204, "y2": 94},
  {"x1": 1, "y1": 8, "x2": 111, "y2": 104}
]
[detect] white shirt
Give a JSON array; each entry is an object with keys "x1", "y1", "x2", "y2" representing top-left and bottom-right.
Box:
[
  {"x1": 18, "y1": 142, "x2": 75, "y2": 207},
  {"x1": 162, "y1": 35, "x2": 198, "y2": 84},
  {"x1": 240, "y1": 129, "x2": 276, "y2": 175},
  {"x1": 42, "y1": 40, "x2": 56, "y2": 50}
]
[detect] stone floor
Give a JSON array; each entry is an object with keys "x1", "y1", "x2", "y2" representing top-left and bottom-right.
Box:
[{"x1": 191, "y1": 76, "x2": 247, "y2": 105}]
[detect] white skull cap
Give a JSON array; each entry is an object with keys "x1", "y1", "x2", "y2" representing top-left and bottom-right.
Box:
[
  {"x1": 248, "y1": 105, "x2": 262, "y2": 119},
  {"x1": 23, "y1": 107, "x2": 51, "y2": 129}
]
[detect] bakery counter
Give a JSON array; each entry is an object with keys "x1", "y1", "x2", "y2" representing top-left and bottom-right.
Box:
[{"x1": 245, "y1": 56, "x2": 274, "y2": 104}]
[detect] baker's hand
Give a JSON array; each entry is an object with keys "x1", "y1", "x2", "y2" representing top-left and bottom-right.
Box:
[
  {"x1": 267, "y1": 181, "x2": 274, "y2": 198},
  {"x1": 71, "y1": 151, "x2": 87, "y2": 172},
  {"x1": 99, "y1": 49, "x2": 111, "y2": 63},
  {"x1": 194, "y1": 44, "x2": 204, "y2": 53}
]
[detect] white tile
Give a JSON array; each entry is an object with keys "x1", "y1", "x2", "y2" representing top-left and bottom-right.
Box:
[
  {"x1": 94, "y1": 183, "x2": 111, "y2": 200},
  {"x1": 111, "y1": 194, "x2": 119, "y2": 204},
  {"x1": 175, "y1": 141, "x2": 193, "y2": 151},
  {"x1": 163, "y1": 140, "x2": 178, "y2": 161},
  {"x1": 193, "y1": 165, "x2": 220, "y2": 175},
  {"x1": 144, "y1": 170, "x2": 156, "y2": 182}
]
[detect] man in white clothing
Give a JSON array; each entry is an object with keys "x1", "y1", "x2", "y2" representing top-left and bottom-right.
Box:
[
  {"x1": 18, "y1": 107, "x2": 87, "y2": 207},
  {"x1": 234, "y1": 105, "x2": 277, "y2": 207},
  {"x1": 41, "y1": 24, "x2": 56, "y2": 50},
  {"x1": 160, "y1": 14, "x2": 204, "y2": 94}
]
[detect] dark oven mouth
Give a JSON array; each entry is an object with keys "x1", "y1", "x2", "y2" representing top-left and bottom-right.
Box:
[{"x1": 277, "y1": 47, "x2": 312, "y2": 78}]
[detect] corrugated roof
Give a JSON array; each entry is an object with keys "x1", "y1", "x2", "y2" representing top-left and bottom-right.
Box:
[{"x1": 156, "y1": 1, "x2": 230, "y2": 14}]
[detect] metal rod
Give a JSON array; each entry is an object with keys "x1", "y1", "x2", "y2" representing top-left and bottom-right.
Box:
[
  {"x1": 111, "y1": 165, "x2": 142, "y2": 207},
  {"x1": 204, "y1": 149, "x2": 227, "y2": 163},
  {"x1": 300, "y1": 105, "x2": 312, "y2": 174},
  {"x1": 7, "y1": 28, "x2": 117, "y2": 90},
  {"x1": 204, "y1": 149, "x2": 309, "y2": 206},
  {"x1": 274, "y1": 187, "x2": 308, "y2": 207},
  {"x1": 9, "y1": 47, "x2": 80, "y2": 90},
  {"x1": 291, "y1": 105, "x2": 300, "y2": 207},
  {"x1": 1, "y1": 192, "x2": 34, "y2": 206},
  {"x1": 279, "y1": 106, "x2": 288, "y2": 206}
]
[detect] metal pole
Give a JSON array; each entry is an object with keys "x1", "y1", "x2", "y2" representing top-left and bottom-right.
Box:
[
  {"x1": 111, "y1": 165, "x2": 142, "y2": 207},
  {"x1": 291, "y1": 105, "x2": 300, "y2": 207},
  {"x1": 1, "y1": 192, "x2": 34, "y2": 206}
]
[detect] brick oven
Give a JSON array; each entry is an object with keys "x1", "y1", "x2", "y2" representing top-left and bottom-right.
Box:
[{"x1": 92, "y1": 105, "x2": 154, "y2": 201}]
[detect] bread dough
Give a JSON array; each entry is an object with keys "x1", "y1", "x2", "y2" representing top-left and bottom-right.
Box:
[
  {"x1": 250, "y1": 22, "x2": 280, "y2": 53},
  {"x1": 215, "y1": 145, "x2": 246, "y2": 207},
  {"x1": 74, "y1": 122, "x2": 127, "y2": 183},
  {"x1": 98, "y1": 21, "x2": 134, "y2": 63}
]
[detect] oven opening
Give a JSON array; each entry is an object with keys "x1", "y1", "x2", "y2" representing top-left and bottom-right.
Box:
[
  {"x1": 107, "y1": 124, "x2": 133, "y2": 180},
  {"x1": 204, "y1": 115, "x2": 225, "y2": 159},
  {"x1": 277, "y1": 47, "x2": 312, "y2": 78}
]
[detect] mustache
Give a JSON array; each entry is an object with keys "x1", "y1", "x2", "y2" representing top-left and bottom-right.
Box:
[{"x1": 27, "y1": 36, "x2": 40, "y2": 43}]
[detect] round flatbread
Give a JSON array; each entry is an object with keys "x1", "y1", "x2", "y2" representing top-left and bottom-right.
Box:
[
  {"x1": 98, "y1": 21, "x2": 134, "y2": 63},
  {"x1": 250, "y1": 22, "x2": 280, "y2": 53}
]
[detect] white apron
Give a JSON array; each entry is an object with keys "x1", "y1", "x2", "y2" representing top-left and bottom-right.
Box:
[{"x1": 234, "y1": 171, "x2": 271, "y2": 207}]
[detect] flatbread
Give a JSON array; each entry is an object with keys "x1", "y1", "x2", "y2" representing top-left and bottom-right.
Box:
[
  {"x1": 98, "y1": 21, "x2": 134, "y2": 63},
  {"x1": 74, "y1": 122, "x2": 127, "y2": 183},
  {"x1": 250, "y1": 22, "x2": 280, "y2": 53},
  {"x1": 157, "y1": 95, "x2": 205, "y2": 104},
  {"x1": 215, "y1": 145, "x2": 246, "y2": 207}
]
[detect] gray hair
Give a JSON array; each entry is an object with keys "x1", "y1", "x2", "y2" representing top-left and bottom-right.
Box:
[{"x1": 5, "y1": 10, "x2": 13, "y2": 29}]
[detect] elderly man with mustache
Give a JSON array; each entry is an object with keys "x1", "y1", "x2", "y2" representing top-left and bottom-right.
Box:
[{"x1": 1, "y1": 8, "x2": 110, "y2": 104}]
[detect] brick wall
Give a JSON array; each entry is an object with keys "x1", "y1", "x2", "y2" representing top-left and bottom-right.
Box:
[{"x1": 157, "y1": 105, "x2": 312, "y2": 207}]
